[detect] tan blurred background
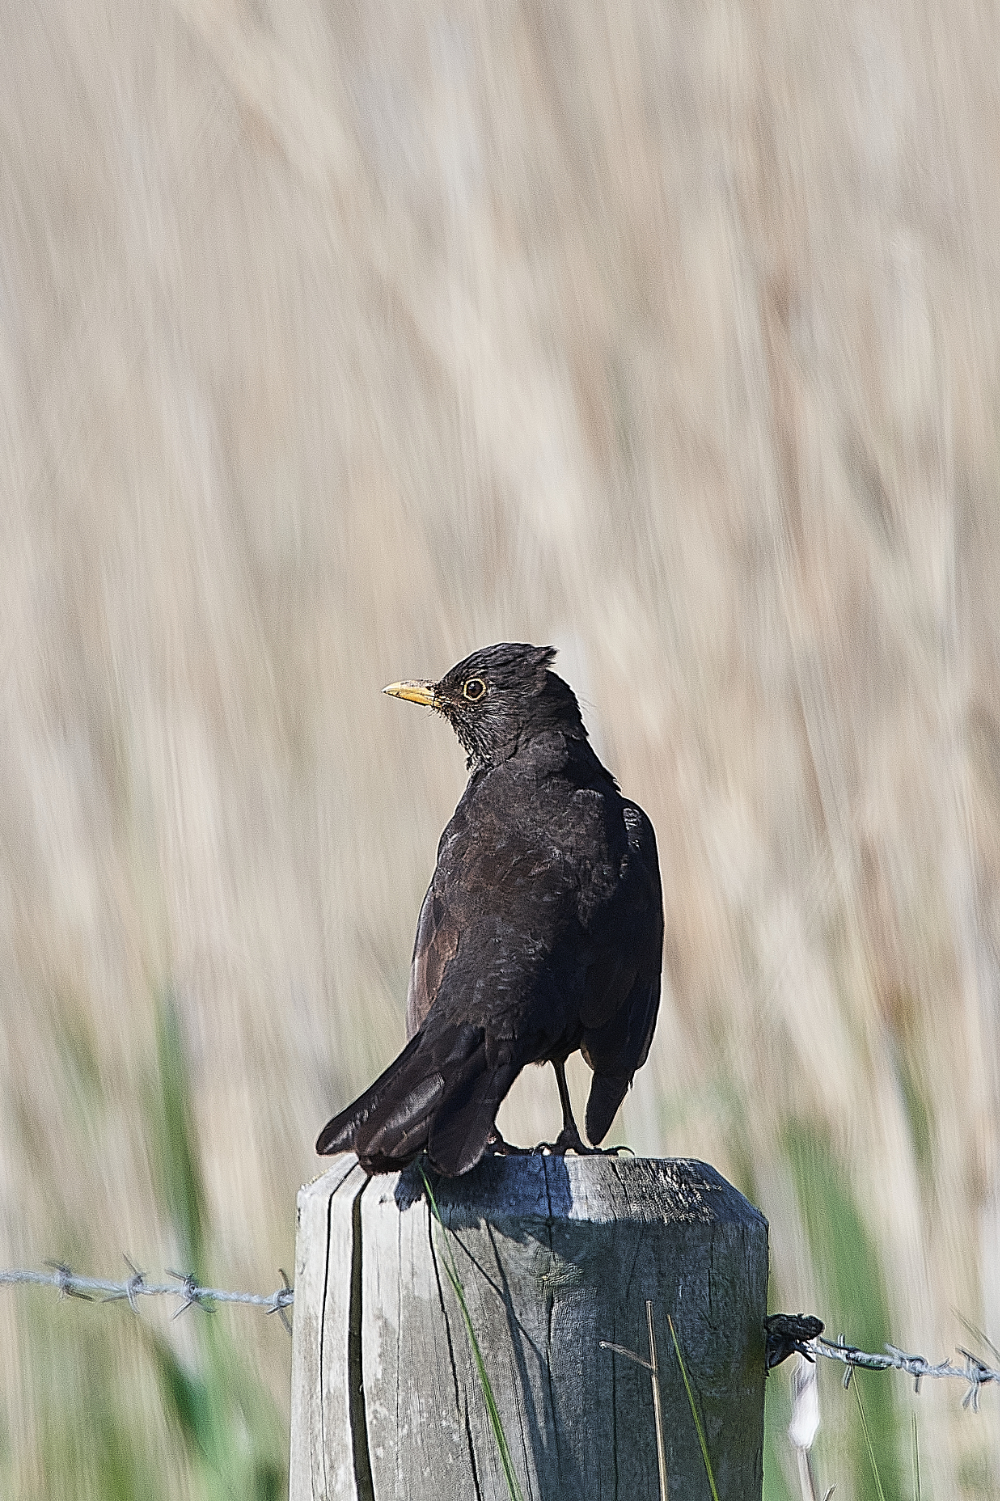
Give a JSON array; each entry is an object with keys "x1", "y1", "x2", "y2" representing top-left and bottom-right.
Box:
[{"x1": 3, "y1": 0, "x2": 1000, "y2": 1495}]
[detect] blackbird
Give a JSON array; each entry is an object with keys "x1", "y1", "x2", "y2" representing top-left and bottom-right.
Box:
[{"x1": 316, "y1": 642, "x2": 663, "y2": 1176}]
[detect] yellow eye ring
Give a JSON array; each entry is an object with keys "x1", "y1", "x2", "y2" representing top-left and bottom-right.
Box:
[{"x1": 462, "y1": 677, "x2": 487, "y2": 702}]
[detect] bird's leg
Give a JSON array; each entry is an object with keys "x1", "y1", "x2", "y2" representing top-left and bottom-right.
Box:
[
  {"x1": 533, "y1": 1062, "x2": 605, "y2": 1156},
  {"x1": 553, "y1": 1060, "x2": 591, "y2": 1153}
]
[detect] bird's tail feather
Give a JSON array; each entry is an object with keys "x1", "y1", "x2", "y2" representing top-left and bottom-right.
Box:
[
  {"x1": 354, "y1": 1071, "x2": 447, "y2": 1166},
  {"x1": 315, "y1": 1032, "x2": 426, "y2": 1155},
  {"x1": 317, "y1": 1021, "x2": 518, "y2": 1175},
  {"x1": 427, "y1": 1054, "x2": 522, "y2": 1176}
]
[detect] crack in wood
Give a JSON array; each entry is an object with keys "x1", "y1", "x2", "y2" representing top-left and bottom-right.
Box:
[
  {"x1": 318, "y1": 1186, "x2": 335, "y2": 1501},
  {"x1": 349, "y1": 1179, "x2": 376, "y2": 1501},
  {"x1": 426, "y1": 1188, "x2": 485, "y2": 1499}
]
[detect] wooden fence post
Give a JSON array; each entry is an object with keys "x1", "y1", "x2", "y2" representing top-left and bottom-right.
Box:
[{"x1": 289, "y1": 1154, "x2": 767, "y2": 1500}]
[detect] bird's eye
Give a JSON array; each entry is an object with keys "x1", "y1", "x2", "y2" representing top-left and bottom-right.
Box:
[{"x1": 462, "y1": 677, "x2": 487, "y2": 702}]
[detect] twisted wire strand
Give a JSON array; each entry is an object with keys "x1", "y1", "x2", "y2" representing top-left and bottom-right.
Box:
[
  {"x1": 810, "y1": 1334, "x2": 998, "y2": 1410},
  {"x1": 1, "y1": 1262, "x2": 293, "y2": 1332}
]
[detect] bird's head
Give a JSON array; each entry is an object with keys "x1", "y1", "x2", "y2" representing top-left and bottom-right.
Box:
[{"x1": 383, "y1": 642, "x2": 587, "y2": 768}]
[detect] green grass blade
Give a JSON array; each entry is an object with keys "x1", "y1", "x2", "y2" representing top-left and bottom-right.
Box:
[
  {"x1": 645, "y1": 1303, "x2": 670, "y2": 1501},
  {"x1": 151, "y1": 990, "x2": 208, "y2": 1279},
  {"x1": 784, "y1": 1121, "x2": 902, "y2": 1499},
  {"x1": 667, "y1": 1314, "x2": 720, "y2": 1501},
  {"x1": 911, "y1": 1411, "x2": 920, "y2": 1501},
  {"x1": 853, "y1": 1375, "x2": 888, "y2": 1501},
  {"x1": 143, "y1": 990, "x2": 289, "y2": 1501},
  {"x1": 420, "y1": 1168, "x2": 525, "y2": 1501}
]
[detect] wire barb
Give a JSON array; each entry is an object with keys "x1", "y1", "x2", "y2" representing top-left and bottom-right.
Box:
[{"x1": 268, "y1": 1269, "x2": 294, "y2": 1334}]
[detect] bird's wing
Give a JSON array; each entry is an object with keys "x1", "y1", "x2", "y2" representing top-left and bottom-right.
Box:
[
  {"x1": 578, "y1": 802, "x2": 664, "y2": 1143},
  {"x1": 405, "y1": 881, "x2": 460, "y2": 1039}
]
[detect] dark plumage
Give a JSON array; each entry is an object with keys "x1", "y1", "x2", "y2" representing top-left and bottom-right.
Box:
[{"x1": 316, "y1": 642, "x2": 663, "y2": 1176}]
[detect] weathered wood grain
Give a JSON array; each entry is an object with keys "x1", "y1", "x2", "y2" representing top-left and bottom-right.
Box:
[
  {"x1": 290, "y1": 1155, "x2": 767, "y2": 1500},
  {"x1": 289, "y1": 1157, "x2": 367, "y2": 1501}
]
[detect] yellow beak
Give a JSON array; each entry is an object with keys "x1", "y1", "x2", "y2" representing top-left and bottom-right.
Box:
[{"x1": 383, "y1": 679, "x2": 437, "y2": 707}]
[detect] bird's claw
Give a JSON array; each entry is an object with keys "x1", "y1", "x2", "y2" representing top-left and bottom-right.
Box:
[
  {"x1": 531, "y1": 1128, "x2": 628, "y2": 1158},
  {"x1": 487, "y1": 1130, "x2": 534, "y2": 1158}
]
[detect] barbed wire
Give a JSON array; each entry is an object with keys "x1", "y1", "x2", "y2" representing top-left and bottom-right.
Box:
[
  {"x1": 810, "y1": 1334, "x2": 998, "y2": 1411},
  {"x1": 0, "y1": 1261, "x2": 294, "y2": 1333},
  {"x1": 766, "y1": 1313, "x2": 999, "y2": 1411},
  {"x1": 5, "y1": 1266, "x2": 999, "y2": 1406}
]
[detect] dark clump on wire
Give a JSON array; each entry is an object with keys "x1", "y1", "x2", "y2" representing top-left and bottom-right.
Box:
[
  {"x1": 765, "y1": 1314, "x2": 826, "y2": 1368},
  {"x1": 316, "y1": 643, "x2": 664, "y2": 1177}
]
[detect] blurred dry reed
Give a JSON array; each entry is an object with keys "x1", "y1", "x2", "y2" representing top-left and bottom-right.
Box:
[{"x1": 3, "y1": 0, "x2": 1000, "y2": 1494}]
